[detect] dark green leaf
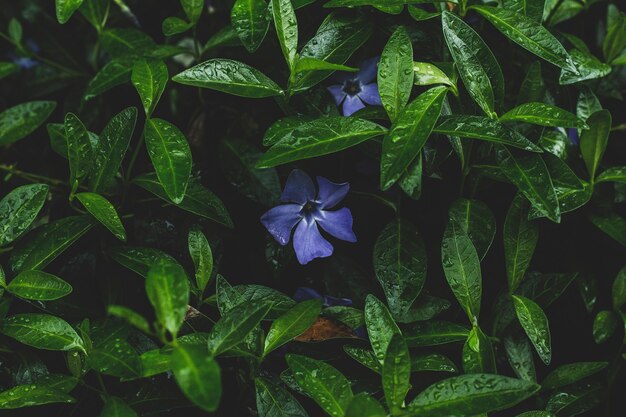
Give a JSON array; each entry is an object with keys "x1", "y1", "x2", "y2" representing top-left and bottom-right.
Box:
[
  {"x1": 404, "y1": 321, "x2": 469, "y2": 347},
  {"x1": 448, "y1": 198, "x2": 496, "y2": 261},
  {"x1": 411, "y1": 353, "x2": 457, "y2": 373},
  {"x1": 162, "y1": 17, "x2": 193, "y2": 36},
  {"x1": 231, "y1": 0, "x2": 270, "y2": 53},
  {"x1": 0, "y1": 101, "x2": 56, "y2": 146},
  {"x1": 513, "y1": 295, "x2": 551, "y2": 365},
  {"x1": 264, "y1": 299, "x2": 322, "y2": 356},
  {"x1": 171, "y1": 345, "x2": 221, "y2": 412},
  {"x1": 146, "y1": 259, "x2": 190, "y2": 336},
  {"x1": 462, "y1": 324, "x2": 496, "y2": 374},
  {"x1": 613, "y1": 265, "x2": 626, "y2": 310},
  {"x1": 378, "y1": 26, "x2": 413, "y2": 122},
  {"x1": 504, "y1": 194, "x2": 539, "y2": 292},
  {"x1": 364, "y1": 294, "x2": 401, "y2": 363},
  {"x1": 181, "y1": 0, "x2": 203, "y2": 23},
  {"x1": 255, "y1": 377, "x2": 308, "y2": 417},
  {"x1": 588, "y1": 211, "x2": 626, "y2": 247},
  {"x1": 88, "y1": 338, "x2": 142, "y2": 379},
  {"x1": 382, "y1": 334, "x2": 410, "y2": 412},
  {"x1": 504, "y1": 332, "x2": 537, "y2": 382},
  {"x1": 542, "y1": 362, "x2": 608, "y2": 390},
  {"x1": 108, "y1": 246, "x2": 179, "y2": 278},
  {"x1": 100, "y1": 397, "x2": 138, "y2": 417},
  {"x1": 597, "y1": 167, "x2": 626, "y2": 184},
  {"x1": 0, "y1": 184, "x2": 48, "y2": 247},
  {"x1": 502, "y1": 0, "x2": 544, "y2": 22},
  {"x1": 76, "y1": 192, "x2": 126, "y2": 241},
  {"x1": 559, "y1": 49, "x2": 611, "y2": 85},
  {"x1": 344, "y1": 393, "x2": 386, "y2": 417},
  {"x1": 580, "y1": 110, "x2": 611, "y2": 181},
  {"x1": 7, "y1": 270, "x2": 72, "y2": 301},
  {"x1": 500, "y1": 102, "x2": 588, "y2": 129},
  {"x1": 0, "y1": 384, "x2": 75, "y2": 409},
  {"x1": 56, "y1": 0, "x2": 83, "y2": 24},
  {"x1": 64, "y1": 113, "x2": 92, "y2": 189},
  {"x1": 592, "y1": 310, "x2": 618, "y2": 344},
  {"x1": 0, "y1": 313, "x2": 84, "y2": 352},
  {"x1": 107, "y1": 305, "x2": 151, "y2": 333},
  {"x1": 188, "y1": 227, "x2": 213, "y2": 293},
  {"x1": 131, "y1": 59, "x2": 168, "y2": 117},
  {"x1": 272, "y1": 0, "x2": 298, "y2": 69},
  {"x1": 85, "y1": 57, "x2": 134, "y2": 100}
]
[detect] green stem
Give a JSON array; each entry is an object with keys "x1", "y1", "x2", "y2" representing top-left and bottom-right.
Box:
[
  {"x1": 125, "y1": 133, "x2": 145, "y2": 183},
  {"x1": 0, "y1": 164, "x2": 65, "y2": 187}
]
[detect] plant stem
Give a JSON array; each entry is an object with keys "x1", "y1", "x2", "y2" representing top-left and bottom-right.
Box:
[{"x1": 0, "y1": 164, "x2": 65, "y2": 187}]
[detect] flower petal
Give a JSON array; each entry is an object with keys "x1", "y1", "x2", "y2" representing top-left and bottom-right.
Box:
[
  {"x1": 323, "y1": 295, "x2": 353, "y2": 307},
  {"x1": 293, "y1": 217, "x2": 334, "y2": 265},
  {"x1": 260, "y1": 204, "x2": 303, "y2": 245},
  {"x1": 342, "y1": 95, "x2": 366, "y2": 116},
  {"x1": 281, "y1": 169, "x2": 316, "y2": 204},
  {"x1": 358, "y1": 83, "x2": 382, "y2": 106},
  {"x1": 357, "y1": 56, "x2": 379, "y2": 85},
  {"x1": 327, "y1": 85, "x2": 347, "y2": 106},
  {"x1": 315, "y1": 207, "x2": 357, "y2": 243},
  {"x1": 293, "y1": 287, "x2": 322, "y2": 302},
  {"x1": 316, "y1": 176, "x2": 349, "y2": 209}
]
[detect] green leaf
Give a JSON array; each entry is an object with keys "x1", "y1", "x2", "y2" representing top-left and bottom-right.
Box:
[
  {"x1": 382, "y1": 334, "x2": 411, "y2": 413},
  {"x1": 257, "y1": 117, "x2": 385, "y2": 168},
  {"x1": 131, "y1": 59, "x2": 168, "y2": 117},
  {"x1": 516, "y1": 412, "x2": 555, "y2": 417},
  {"x1": 218, "y1": 137, "x2": 281, "y2": 206},
  {"x1": 172, "y1": 59, "x2": 283, "y2": 98},
  {"x1": 231, "y1": 0, "x2": 270, "y2": 53},
  {"x1": 462, "y1": 324, "x2": 496, "y2": 374},
  {"x1": 264, "y1": 299, "x2": 322, "y2": 356},
  {"x1": 500, "y1": 102, "x2": 588, "y2": 129},
  {"x1": 138, "y1": 349, "x2": 171, "y2": 378},
  {"x1": 504, "y1": 333, "x2": 536, "y2": 382},
  {"x1": 85, "y1": 57, "x2": 134, "y2": 100},
  {"x1": 64, "y1": 113, "x2": 93, "y2": 189},
  {"x1": 162, "y1": 17, "x2": 193, "y2": 36},
  {"x1": 413, "y1": 62, "x2": 456, "y2": 91},
  {"x1": 433, "y1": 115, "x2": 542, "y2": 152},
  {"x1": 472, "y1": 6, "x2": 576, "y2": 73},
  {"x1": 100, "y1": 397, "x2": 138, "y2": 417},
  {"x1": 592, "y1": 310, "x2": 618, "y2": 344},
  {"x1": 373, "y1": 219, "x2": 427, "y2": 317},
  {"x1": 292, "y1": 14, "x2": 372, "y2": 92},
  {"x1": 597, "y1": 167, "x2": 626, "y2": 184},
  {"x1": 0, "y1": 184, "x2": 48, "y2": 247},
  {"x1": 286, "y1": 354, "x2": 353, "y2": 417},
  {"x1": 107, "y1": 305, "x2": 151, "y2": 334},
  {"x1": 442, "y1": 11, "x2": 503, "y2": 117},
  {"x1": 145, "y1": 259, "x2": 190, "y2": 336},
  {"x1": 496, "y1": 146, "x2": 560, "y2": 223},
  {"x1": 171, "y1": 345, "x2": 221, "y2": 412},
  {"x1": 255, "y1": 377, "x2": 308, "y2": 417},
  {"x1": 10, "y1": 216, "x2": 95, "y2": 273},
  {"x1": 181, "y1": 0, "x2": 203, "y2": 23},
  {"x1": 144, "y1": 118, "x2": 192, "y2": 204},
  {"x1": 100, "y1": 28, "x2": 157, "y2": 58},
  {"x1": 448, "y1": 198, "x2": 496, "y2": 261},
  {"x1": 380, "y1": 86, "x2": 447, "y2": 189},
  {"x1": 399, "y1": 154, "x2": 422, "y2": 200},
  {"x1": 7, "y1": 19, "x2": 22, "y2": 44},
  {"x1": 272, "y1": 0, "x2": 298, "y2": 69},
  {"x1": 207, "y1": 300, "x2": 272, "y2": 356},
  {"x1": 404, "y1": 321, "x2": 469, "y2": 346},
  {"x1": 0, "y1": 313, "x2": 84, "y2": 352},
  {"x1": 542, "y1": 362, "x2": 608, "y2": 390},
  {"x1": 378, "y1": 26, "x2": 414, "y2": 122},
  {"x1": 502, "y1": 0, "x2": 544, "y2": 22},
  {"x1": 344, "y1": 345, "x2": 381, "y2": 373},
  {"x1": 588, "y1": 211, "x2": 626, "y2": 247},
  {"x1": 0, "y1": 101, "x2": 56, "y2": 146},
  {"x1": 513, "y1": 295, "x2": 551, "y2": 365},
  {"x1": 580, "y1": 110, "x2": 611, "y2": 181},
  {"x1": 0, "y1": 62, "x2": 18, "y2": 80},
  {"x1": 411, "y1": 353, "x2": 457, "y2": 373},
  {"x1": 408, "y1": 374, "x2": 540, "y2": 415},
  {"x1": 56, "y1": 0, "x2": 84, "y2": 24},
  {"x1": 88, "y1": 338, "x2": 142, "y2": 379},
  {"x1": 603, "y1": 12, "x2": 626, "y2": 63},
  {"x1": 364, "y1": 294, "x2": 401, "y2": 363},
  {"x1": 108, "y1": 246, "x2": 179, "y2": 278},
  {"x1": 188, "y1": 227, "x2": 213, "y2": 294},
  {"x1": 76, "y1": 192, "x2": 126, "y2": 241},
  {"x1": 7, "y1": 270, "x2": 72, "y2": 301},
  {"x1": 134, "y1": 173, "x2": 233, "y2": 228},
  {"x1": 90, "y1": 107, "x2": 138, "y2": 193},
  {"x1": 613, "y1": 265, "x2": 626, "y2": 310},
  {"x1": 504, "y1": 194, "x2": 539, "y2": 292},
  {"x1": 79, "y1": 0, "x2": 109, "y2": 32},
  {"x1": 294, "y1": 57, "x2": 358, "y2": 73},
  {"x1": 441, "y1": 220, "x2": 482, "y2": 321},
  {"x1": 0, "y1": 384, "x2": 75, "y2": 409},
  {"x1": 559, "y1": 49, "x2": 612, "y2": 85},
  {"x1": 345, "y1": 393, "x2": 386, "y2": 417},
  {"x1": 545, "y1": 381, "x2": 603, "y2": 416}
]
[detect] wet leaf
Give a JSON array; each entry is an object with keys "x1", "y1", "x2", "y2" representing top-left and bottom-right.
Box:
[
  {"x1": 378, "y1": 25, "x2": 413, "y2": 122},
  {"x1": 207, "y1": 301, "x2": 272, "y2": 356},
  {"x1": 500, "y1": 102, "x2": 587, "y2": 129},
  {"x1": 364, "y1": 294, "x2": 401, "y2": 363},
  {"x1": 513, "y1": 295, "x2": 551, "y2": 365},
  {"x1": 264, "y1": 299, "x2": 323, "y2": 356},
  {"x1": 580, "y1": 109, "x2": 611, "y2": 181},
  {"x1": 171, "y1": 345, "x2": 221, "y2": 412},
  {"x1": 131, "y1": 59, "x2": 168, "y2": 117},
  {"x1": 0, "y1": 101, "x2": 56, "y2": 146},
  {"x1": 231, "y1": 0, "x2": 270, "y2": 53},
  {"x1": 272, "y1": 0, "x2": 298, "y2": 69},
  {"x1": 404, "y1": 321, "x2": 469, "y2": 346},
  {"x1": 504, "y1": 194, "x2": 539, "y2": 292},
  {"x1": 0, "y1": 184, "x2": 48, "y2": 247},
  {"x1": 255, "y1": 377, "x2": 308, "y2": 417},
  {"x1": 7, "y1": 270, "x2": 72, "y2": 301},
  {"x1": 76, "y1": 192, "x2": 126, "y2": 241},
  {"x1": 382, "y1": 334, "x2": 410, "y2": 412},
  {"x1": 145, "y1": 259, "x2": 190, "y2": 336},
  {"x1": 448, "y1": 198, "x2": 496, "y2": 261},
  {"x1": 0, "y1": 313, "x2": 84, "y2": 352}
]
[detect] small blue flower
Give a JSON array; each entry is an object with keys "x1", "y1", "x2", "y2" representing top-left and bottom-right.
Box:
[
  {"x1": 327, "y1": 56, "x2": 382, "y2": 117},
  {"x1": 294, "y1": 287, "x2": 353, "y2": 307},
  {"x1": 567, "y1": 127, "x2": 579, "y2": 145},
  {"x1": 261, "y1": 170, "x2": 356, "y2": 265}
]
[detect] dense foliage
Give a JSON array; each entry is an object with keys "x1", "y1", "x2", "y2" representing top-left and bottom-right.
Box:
[{"x1": 0, "y1": 0, "x2": 625, "y2": 416}]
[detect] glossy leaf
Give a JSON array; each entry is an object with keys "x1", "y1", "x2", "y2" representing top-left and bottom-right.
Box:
[
  {"x1": 90, "y1": 107, "x2": 138, "y2": 193},
  {"x1": 344, "y1": 394, "x2": 386, "y2": 417},
  {"x1": 0, "y1": 384, "x2": 75, "y2": 409},
  {"x1": 84, "y1": 57, "x2": 133, "y2": 100},
  {"x1": 188, "y1": 227, "x2": 213, "y2": 293},
  {"x1": 272, "y1": 0, "x2": 298, "y2": 69},
  {"x1": 592, "y1": 310, "x2": 618, "y2": 344},
  {"x1": 613, "y1": 265, "x2": 626, "y2": 310},
  {"x1": 588, "y1": 211, "x2": 626, "y2": 247},
  {"x1": 171, "y1": 345, "x2": 221, "y2": 412},
  {"x1": 504, "y1": 332, "x2": 537, "y2": 382},
  {"x1": 0, "y1": 313, "x2": 84, "y2": 352},
  {"x1": 513, "y1": 295, "x2": 551, "y2": 365},
  {"x1": 131, "y1": 59, "x2": 168, "y2": 117},
  {"x1": 408, "y1": 373, "x2": 540, "y2": 415},
  {"x1": 504, "y1": 194, "x2": 539, "y2": 292},
  {"x1": 231, "y1": 0, "x2": 270, "y2": 53},
  {"x1": 382, "y1": 334, "x2": 411, "y2": 412},
  {"x1": 442, "y1": 11, "x2": 503, "y2": 116},
  {"x1": 56, "y1": 0, "x2": 83, "y2": 24},
  {"x1": 441, "y1": 220, "x2": 482, "y2": 321},
  {"x1": 264, "y1": 299, "x2": 323, "y2": 356},
  {"x1": 257, "y1": 117, "x2": 385, "y2": 168},
  {"x1": 373, "y1": 219, "x2": 427, "y2": 317},
  {"x1": 7, "y1": 270, "x2": 72, "y2": 301},
  {"x1": 0, "y1": 101, "x2": 56, "y2": 146},
  {"x1": 380, "y1": 86, "x2": 447, "y2": 189},
  {"x1": 496, "y1": 146, "x2": 560, "y2": 223},
  {"x1": 88, "y1": 338, "x2": 142, "y2": 379},
  {"x1": 108, "y1": 246, "x2": 179, "y2": 278},
  {"x1": 64, "y1": 113, "x2": 92, "y2": 189},
  {"x1": 448, "y1": 198, "x2": 496, "y2": 261},
  {"x1": 502, "y1": 0, "x2": 544, "y2": 22},
  {"x1": 433, "y1": 115, "x2": 542, "y2": 152},
  {"x1": 172, "y1": 59, "x2": 283, "y2": 98},
  {"x1": 100, "y1": 397, "x2": 138, "y2": 417},
  {"x1": 76, "y1": 192, "x2": 126, "y2": 241},
  {"x1": 145, "y1": 259, "x2": 190, "y2": 336},
  {"x1": 364, "y1": 294, "x2": 401, "y2": 363},
  {"x1": 255, "y1": 377, "x2": 308, "y2": 417},
  {"x1": 597, "y1": 167, "x2": 626, "y2": 184},
  {"x1": 378, "y1": 26, "x2": 413, "y2": 122},
  {"x1": 462, "y1": 324, "x2": 496, "y2": 374},
  {"x1": 404, "y1": 321, "x2": 469, "y2": 347},
  {"x1": 0, "y1": 184, "x2": 48, "y2": 247},
  {"x1": 413, "y1": 62, "x2": 456, "y2": 91},
  {"x1": 580, "y1": 110, "x2": 611, "y2": 181},
  {"x1": 542, "y1": 362, "x2": 608, "y2": 390},
  {"x1": 144, "y1": 118, "x2": 192, "y2": 204},
  {"x1": 500, "y1": 102, "x2": 587, "y2": 129},
  {"x1": 286, "y1": 354, "x2": 353, "y2": 417},
  {"x1": 411, "y1": 353, "x2": 457, "y2": 373}
]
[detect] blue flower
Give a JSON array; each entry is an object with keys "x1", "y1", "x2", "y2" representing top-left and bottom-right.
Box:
[
  {"x1": 327, "y1": 56, "x2": 382, "y2": 117},
  {"x1": 261, "y1": 170, "x2": 356, "y2": 265},
  {"x1": 294, "y1": 287, "x2": 353, "y2": 307},
  {"x1": 567, "y1": 127, "x2": 579, "y2": 145}
]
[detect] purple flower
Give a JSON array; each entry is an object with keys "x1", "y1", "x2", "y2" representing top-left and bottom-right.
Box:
[
  {"x1": 294, "y1": 287, "x2": 353, "y2": 307},
  {"x1": 261, "y1": 170, "x2": 356, "y2": 265},
  {"x1": 567, "y1": 128, "x2": 579, "y2": 145},
  {"x1": 327, "y1": 57, "x2": 382, "y2": 117}
]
